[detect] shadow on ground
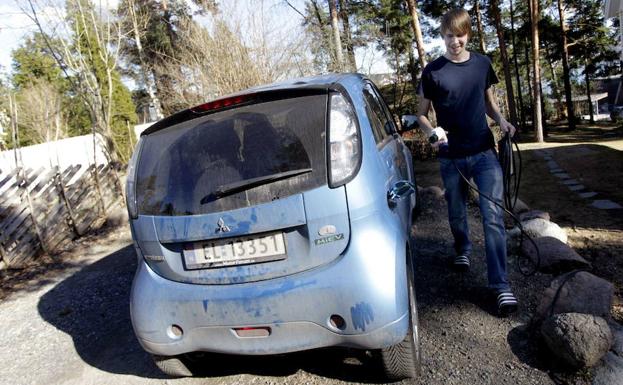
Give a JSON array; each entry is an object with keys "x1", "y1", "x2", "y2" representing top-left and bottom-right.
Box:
[
  {"x1": 36, "y1": 243, "x2": 387, "y2": 383},
  {"x1": 0, "y1": 259, "x2": 88, "y2": 301}
]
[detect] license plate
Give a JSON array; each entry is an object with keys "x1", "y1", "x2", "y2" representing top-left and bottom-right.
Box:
[{"x1": 183, "y1": 232, "x2": 286, "y2": 269}]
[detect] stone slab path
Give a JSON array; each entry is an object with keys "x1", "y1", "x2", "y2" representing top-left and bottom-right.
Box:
[{"x1": 534, "y1": 148, "x2": 622, "y2": 210}]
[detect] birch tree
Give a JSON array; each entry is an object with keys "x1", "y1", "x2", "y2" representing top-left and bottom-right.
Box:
[
  {"x1": 119, "y1": 0, "x2": 163, "y2": 120},
  {"x1": 15, "y1": 81, "x2": 64, "y2": 145}
]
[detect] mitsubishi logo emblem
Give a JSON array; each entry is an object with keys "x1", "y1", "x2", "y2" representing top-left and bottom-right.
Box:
[{"x1": 216, "y1": 218, "x2": 231, "y2": 233}]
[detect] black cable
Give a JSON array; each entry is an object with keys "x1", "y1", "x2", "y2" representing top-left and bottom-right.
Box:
[
  {"x1": 547, "y1": 269, "x2": 583, "y2": 318},
  {"x1": 431, "y1": 132, "x2": 541, "y2": 276}
]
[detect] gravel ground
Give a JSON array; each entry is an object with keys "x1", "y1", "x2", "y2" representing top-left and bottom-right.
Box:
[
  {"x1": 412, "y1": 189, "x2": 555, "y2": 385},
  {"x1": 0, "y1": 189, "x2": 560, "y2": 385}
]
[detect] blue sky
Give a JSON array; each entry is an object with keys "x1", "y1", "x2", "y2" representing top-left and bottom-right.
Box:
[
  {"x1": 0, "y1": 0, "x2": 38, "y2": 75},
  {"x1": 0, "y1": 0, "x2": 431, "y2": 83}
]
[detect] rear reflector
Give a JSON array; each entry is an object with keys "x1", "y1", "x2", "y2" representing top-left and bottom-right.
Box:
[{"x1": 233, "y1": 327, "x2": 271, "y2": 338}]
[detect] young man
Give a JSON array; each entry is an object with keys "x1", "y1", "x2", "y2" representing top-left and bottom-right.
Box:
[{"x1": 416, "y1": 8, "x2": 518, "y2": 315}]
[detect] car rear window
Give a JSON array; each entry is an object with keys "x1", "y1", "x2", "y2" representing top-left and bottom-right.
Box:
[{"x1": 135, "y1": 93, "x2": 328, "y2": 216}]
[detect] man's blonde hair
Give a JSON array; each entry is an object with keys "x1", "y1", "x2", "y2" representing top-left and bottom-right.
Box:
[{"x1": 440, "y1": 8, "x2": 471, "y2": 36}]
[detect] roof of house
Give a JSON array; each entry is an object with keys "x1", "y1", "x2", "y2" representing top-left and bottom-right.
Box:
[
  {"x1": 547, "y1": 92, "x2": 609, "y2": 104},
  {"x1": 571, "y1": 92, "x2": 609, "y2": 102}
]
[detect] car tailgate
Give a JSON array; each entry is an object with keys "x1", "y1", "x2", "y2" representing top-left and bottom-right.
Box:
[{"x1": 132, "y1": 185, "x2": 350, "y2": 284}]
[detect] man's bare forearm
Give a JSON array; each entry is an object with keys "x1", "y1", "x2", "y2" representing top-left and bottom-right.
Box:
[
  {"x1": 416, "y1": 97, "x2": 435, "y2": 137},
  {"x1": 417, "y1": 115, "x2": 435, "y2": 137},
  {"x1": 486, "y1": 101, "x2": 504, "y2": 125}
]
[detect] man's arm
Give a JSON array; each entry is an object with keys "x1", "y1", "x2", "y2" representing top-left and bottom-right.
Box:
[
  {"x1": 416, "y1": 97, "x2": 447, "y2": 148},
  {"x1": 485, "y1": 87, "x2": 516, "y2": 137},
  {"x1": 416, "y1": 97, "x2": 435, "y2": 137}
]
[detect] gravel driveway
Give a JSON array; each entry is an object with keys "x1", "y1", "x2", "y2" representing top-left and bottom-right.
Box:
[{"x1": 0, "y1": 188, "x2": 557, "y2": 385}]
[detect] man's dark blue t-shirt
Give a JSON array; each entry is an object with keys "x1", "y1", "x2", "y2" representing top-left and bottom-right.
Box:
[{"x1": 420, "y1": 52, "x2": 498, "y2": 158}]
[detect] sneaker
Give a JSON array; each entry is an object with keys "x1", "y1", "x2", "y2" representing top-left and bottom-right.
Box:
[
  {"x1": 496, "y1": 290, "x2": 518, "y2": 316},
  {"x1": 453, "y1": 255, "x2": 470, "y2": 272}
]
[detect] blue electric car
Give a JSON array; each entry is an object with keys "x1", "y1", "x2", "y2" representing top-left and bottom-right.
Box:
[{"x1": 126, "y1": 74, "x2": 420, "y2": 380}]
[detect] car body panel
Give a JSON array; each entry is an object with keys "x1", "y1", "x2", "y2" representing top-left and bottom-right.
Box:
[
  {"x1": 131, "y1": 204, "x2": 408, "y2": 355},
  {"x1": 128, "y1": 73, "x2": 417, "y2": 358}
]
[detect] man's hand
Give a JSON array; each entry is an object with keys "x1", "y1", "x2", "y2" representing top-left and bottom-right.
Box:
[
  {"x1": 500, "y1": 118, "x2": 516, "y2": 138},
  {"x1": 430, "y1": 126, "x2": 448, "y2": 149}
]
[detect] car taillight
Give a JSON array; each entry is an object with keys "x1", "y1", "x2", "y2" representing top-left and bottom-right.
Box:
[
  {"x1": 126, "y1": 138, "x2": 144, "y2": 219},
  {"x1": 328, "y1": 92, "x2": 360, "y2": 187},
  {"x1": 190, "y1": 94, "x2": 253, "y2": 113}
]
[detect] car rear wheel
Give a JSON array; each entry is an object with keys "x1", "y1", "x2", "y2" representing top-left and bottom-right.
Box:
[
  {"x1": 379, "y1": 257, "x2": 421, "y2": 381},
  {"x1": 152, "y1": 354, "x2": 193, "y2": 377}
]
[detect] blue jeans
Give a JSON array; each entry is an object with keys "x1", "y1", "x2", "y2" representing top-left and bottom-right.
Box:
[{"x1": 439, "y1": 149, "x2": 510, "y2": 291}]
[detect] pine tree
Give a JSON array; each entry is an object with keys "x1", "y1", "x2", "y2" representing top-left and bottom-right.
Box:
[
  {"x1": 488, "y1": 0, "x2": 518, "y2": 127},
  {"x1": 557, "y1": 0, "x2": 576, "y2": 130},
  {"x1": 529, "y1": 0, "x2": 543, "y2": 141}
]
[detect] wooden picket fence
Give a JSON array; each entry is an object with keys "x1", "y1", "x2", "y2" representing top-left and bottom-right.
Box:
[{"x1": 0, "y1": 163, "x2": 124, "y2": 268}]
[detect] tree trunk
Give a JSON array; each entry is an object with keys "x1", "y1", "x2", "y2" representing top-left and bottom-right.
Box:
[
  {"x1": 405, "y1": 0, "x2": 427, "y2": 70},
  {"x1": 524, "y1": 38, "x2": 533, "y2": 110},
  {"x1": 338, "y1": 0, "x2": 357, "y2": 71},
  {"x1": 311, "y1": 1, "x2": 330, "y2": 51},
  {"x1": 474, "y1": 0, "x2": 487, "y2": 53},
  {"x1": 557, "y1": 0, "x2": 576, "y2": 131},
  {"x1": 539, "y1": 78, "x2": 548, "y2": 136},
  {"x1": 530, "y1": 0, "x2": 543, "y2": 142},
  {"x1": 490, "y1": 0, "x2": 518, "y2": 127},
  {"x1": 545, "y1": 41, "x2": 564, "y2": 120},
  {"x1": 509, "y1": 0, "x2": 525, "y2": 129},
  {"x1": 407, "y1": 43, "x2": 418, "y2": 91},
  {"x1": 128, "y1": 0, "x2": 163, "y2": 120},
  {"x1": 585, "y1": 64, "x2": 594, "y2": 123},
  {"x1": 328, "y1": 0, "x2": 344, "y2": 71}
]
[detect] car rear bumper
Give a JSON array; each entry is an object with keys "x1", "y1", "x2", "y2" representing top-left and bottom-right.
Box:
[
  {"x1": 130, "y1": 216, "x2": 410, "y2": 356},
  {"x1": 138, "y1": 313, "x2": 407, "y2": 356}
]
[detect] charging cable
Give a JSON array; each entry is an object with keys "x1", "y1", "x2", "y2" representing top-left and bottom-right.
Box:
[{"x1": 429, "y1": 131, "x2": 541, "y2": 276}]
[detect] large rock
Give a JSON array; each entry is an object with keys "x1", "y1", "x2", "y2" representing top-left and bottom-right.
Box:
[
  {"x1": 521, "y1": 218, "x2": 568, "y2": 243},
  {"x1": 535, "y1": 271, "x2": 614, "y2": 322},
  {"x1": 521, "y1": 236, "x2": 591, "y2": 275},
  {"x1": 540, "y1": 313, "x2": 613, "y2": 368},
  {"x1": 592, "y1": 352, "x2": 623, "y2": 385}
]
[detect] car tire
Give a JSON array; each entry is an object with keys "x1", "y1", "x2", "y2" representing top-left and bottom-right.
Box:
[
  {"x1": 379, "y1": 256, "x2": 421, "y2": 381},
  {"x1": 152, "y1": 354, "x2": 193, "y2": 377}
]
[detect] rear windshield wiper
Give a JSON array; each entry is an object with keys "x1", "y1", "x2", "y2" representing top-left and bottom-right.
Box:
[{"x1": 200, "y1": 168, "x2": 312, "y2": 204}]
